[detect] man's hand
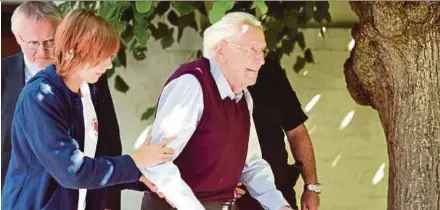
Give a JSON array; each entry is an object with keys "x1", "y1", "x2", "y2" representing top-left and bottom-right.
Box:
[
  {"x1": 234, "y1": 182, "x2": 246, "y2": 198},
  {"x1": 131, "y1": 135, "x2": 175, "y2": 168},
  {"x1": 300, "y1": 190, "x2": 319, "y2": 210},
  {"x1": 139, "y1": 176, "x2": 175, "y2": 208}
]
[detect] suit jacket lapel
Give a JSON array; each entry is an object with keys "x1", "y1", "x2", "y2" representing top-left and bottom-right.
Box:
[
  {"x1": 14, "y1": 52, "x2": 25, "y2": 88},
  {"x1": 7, "y1": 53, "x2": 26, "y2": 105}
]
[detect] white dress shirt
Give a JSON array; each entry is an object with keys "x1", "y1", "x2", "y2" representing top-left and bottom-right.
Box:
[
  {"x1": 77, "y1": 82, "x2": 99, "y2": 210},
  {"x1": 139, "y1": 59, "x2": 289, "y2": 210},
  {"x1": 23, "y1": 55, "x2": 41, "y2": 83}
]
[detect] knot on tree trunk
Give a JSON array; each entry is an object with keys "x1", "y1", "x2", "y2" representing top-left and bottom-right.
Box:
[{"x1": 345, "y1": 2, "x2": 440, "y2": 210}]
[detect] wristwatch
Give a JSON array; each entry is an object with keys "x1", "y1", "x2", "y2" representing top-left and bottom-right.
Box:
[{"x1": 304, "y1": 183, "x2": 322, "y2": 194}]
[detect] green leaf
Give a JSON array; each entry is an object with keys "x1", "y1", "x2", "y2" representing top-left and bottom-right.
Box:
[
  {"x1": 314, "y1": 2, "x2": 330, "y2": 24},
  {"x1": 132, "y1": 49, "x2": 146, "y2": 61},
  {"x1": 304, "y1": 2, "x2": 314, "y2": 23},
  {"x1": 113, "y1": 46, "x2": 127, "y2": 68},
  {"x1": 266, "y1": 17, "x2": 284, "y2": 33},
  {"x1": 135, "y1": 1, "x2": 153, "y2": 13},
  {"x1": 161, "y1": 36, "x2": 174, "y2": 48},
  {"x1": 193, "y1": 1, "x2": 208, "y2": 16},
  {"x1": 196, "y1": 49, "x2": 203, "y2": 58},
  {"x1": 79, "y1": 1, "x2": 97, "y2": 10},
  {"x1": 134, "y1": 8, "x2": 150, "y2": 29},
  {"x1": 117, "y1": 1, "x2": 131, "y2": 9},
  {"x1": 135, "y1": 25, "x2": 150, "y2": 47},
  {"x1": 58, "y1": 2, "x2": 75, "y2": 16},
  {"x1": 109, "y1": 18, "x2": 125, "y2": 33},
  {"x1": 155, "y1": 1, "x2": 170, "y2": 17},
  {"x1": 315, "y1": 2, "x2": 330, "y2": 11},
  {"x1": 304, "y1": 48, "x2": 314, "y2": 63},
  {"x1": 152, "y1": 22, "x2": 170, "y2": 40},
  {"x1": 99, "y1": 2, "x2": 119, "y2": 20},
  {"x1": 175, "y1": 12, "x2": 198, "y2": 42},
  {"x1": 121, "y1": 24, "x2": 134, "y2": 44},
  {"x1": 113, "y1": 56, "x2": 121, "y2": 67},
  {"x1": 184, "y1": 13, "x2": 198, "y2": 31},
  {"x1": 107, "y1": 67, "x2": 115, "y2": 78},
  {"x1": 167, "y1": 10, "x2": 179, "y2": 26},
  {"x1": 131, "y1": 40, "x2": 147, "y2": 61},
  {"x1": 117, "y1": 44, "x2": 127, "y2": 67},
  {"x1": 177, "y1": 27, "x2": 184, "y2": 43},
  {"x1": 286, "y1": 27, "x2": 298, "y2": 41},
  {"x1": 265, "y1": 31, "x2": 277, "y2": 50},
  {"x1": 251, "y1": 1, "x2": 268, "y2": 15},
  {"x1": 323, "y1": 11, "x2": 332, "y2": 23},
  {"x1": 171, "y1": 1, "x2": 195, "y2": 16},
  {"x1": 198, "y1": 15, "x2": 211, "y2": 37},
  {"x1": 313, "y1": 9, "x2": 325, "y2": 23},
  {"x1": 281, "y1": 39, "x2": 294, "y2": 55},
  {"x1": 114, "y1": 75, "x2": 129, "y2": 93},
  {"x1": 285, "y1": 12, "x2": 298, "y2": 29},
  {"x1": 141, "y1": 107, "x2": 157, "y2": 121},
  {"x1": 161, "y1": 28, "x2": 175, "y2": 49},
  {"x1": 121, "y1": 4, "x2": 134, "y2": 22},
  {"x1": 293, "y1": 56, "x2": 306, "y2": 72},
  {"x1": 208, "y1": 1, "x2": 235, "y2": 24},
  {"x1": 297, "y1": 32, "x2": 305, "y2": 50}
]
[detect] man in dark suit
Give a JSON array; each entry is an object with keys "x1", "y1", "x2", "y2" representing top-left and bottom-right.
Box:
[{"x1": 1, "y1": 2, "x2": 124, "y2": 209}]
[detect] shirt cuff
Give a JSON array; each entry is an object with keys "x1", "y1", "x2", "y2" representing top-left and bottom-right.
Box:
[{"x1": 261, "y1": 191, "x2": 290, "y2": 210}]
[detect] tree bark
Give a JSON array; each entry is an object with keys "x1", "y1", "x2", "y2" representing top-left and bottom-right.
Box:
[{"x1": 344, "y1": 2, "x2": 440, "y2": 210}]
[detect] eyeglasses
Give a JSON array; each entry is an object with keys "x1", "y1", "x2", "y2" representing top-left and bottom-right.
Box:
[
  {"x1": 226, "y1": 41, "x2": 269, "y2": 57},
  {"x1": 18, "y1": 35, "x2": 55, "y2": 51}
]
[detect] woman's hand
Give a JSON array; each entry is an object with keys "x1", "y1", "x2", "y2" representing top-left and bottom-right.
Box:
[{"x1": 131, "y1": 135, "x2": 175, "y2": 168}]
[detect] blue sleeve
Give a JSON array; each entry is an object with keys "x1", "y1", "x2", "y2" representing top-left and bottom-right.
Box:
[{"x1": 15, "y1": 86, "x2": 140, "y2": 190}]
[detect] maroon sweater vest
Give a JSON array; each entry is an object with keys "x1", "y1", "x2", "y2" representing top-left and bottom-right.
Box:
[{"x1": 163, "y1": 58, "x2": 250, "y2": 201}]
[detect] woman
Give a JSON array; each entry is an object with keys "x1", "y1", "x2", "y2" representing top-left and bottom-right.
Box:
[{"x1": 1, "y1": 9, "x2": 174, "y2": 210}]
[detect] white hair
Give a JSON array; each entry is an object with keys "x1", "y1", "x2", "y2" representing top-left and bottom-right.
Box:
[
  {"x1": 11, "y1": 1, "x2": 62, "y2": 34},
  {"x1": 202, "y1": 12, "x2": 263, "y2": 59}
]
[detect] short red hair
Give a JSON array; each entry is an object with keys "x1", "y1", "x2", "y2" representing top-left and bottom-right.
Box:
[{"x1": 53, "y1": 8, "x2": 119, "y2": 76}]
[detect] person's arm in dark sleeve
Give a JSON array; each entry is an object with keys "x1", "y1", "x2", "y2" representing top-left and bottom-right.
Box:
[
  {"x1": 277, "y1": 67, "x2": 318, "y2": 186},
  {"x1": 278, "y1": 67, "x2": 308, "y2": 131},
  {"x1": 94, "y1": 74, "x2": 124, "y2": 210}
]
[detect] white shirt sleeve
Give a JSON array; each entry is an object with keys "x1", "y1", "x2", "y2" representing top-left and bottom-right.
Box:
[
  {"x1": 139, "y1": 74, "x2": 205, "y2": 210},
  {"x1": 241, "y1": 91, "x2": 290, "y2": 210}
]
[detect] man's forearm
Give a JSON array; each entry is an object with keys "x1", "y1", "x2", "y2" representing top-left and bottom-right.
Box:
[
  {"x1": 286, "y1": 124, "x2": 318, "y2": 184},
  {"x1": 140, "y1": 163, "x2": 204, "y2": 210}
]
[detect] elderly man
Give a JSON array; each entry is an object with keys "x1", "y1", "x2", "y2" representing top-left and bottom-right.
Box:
[
  {"x1": 139, "y1": 12, "x2": 293, "y2": 210},
  {"x1": 1, "y1": 2, "x2": 123, "y2": 209}
]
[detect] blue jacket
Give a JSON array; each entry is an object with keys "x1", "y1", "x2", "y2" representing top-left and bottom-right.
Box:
[{"x1": 2, "y1": 65, "x2": 140, "y2": 210}]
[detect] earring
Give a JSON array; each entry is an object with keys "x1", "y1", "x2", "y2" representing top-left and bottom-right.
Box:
[{"x1": 64, "y1": 49, "x2": 75, "y2": 61}]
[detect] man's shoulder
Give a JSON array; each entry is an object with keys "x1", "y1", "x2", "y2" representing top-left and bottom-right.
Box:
[
  {"x1": 2, "y1": 53, "x2": 22, "y2": 67},
  {"x1": 16, "y1": 77, "x2": 64, "y2": 112},
  {"x1": 166, "y1": 58, "x2": 209, "y2": 85},
  {"x1": 1, "y1": 53, "x2": 23, "y2": 75},
  {"x1": 176, "y1": 57, "x2": 209, "y2": 73}
]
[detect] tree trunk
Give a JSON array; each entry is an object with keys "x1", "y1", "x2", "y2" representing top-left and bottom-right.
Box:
[{"x1": 344, "y1": 2, "x2": 440, "y2": 210}]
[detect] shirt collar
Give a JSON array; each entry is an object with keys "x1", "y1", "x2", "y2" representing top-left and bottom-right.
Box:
[
  {"x1": 209, "y1": 59, "x2": 243, "y2": 102},
  {"x1": 23, "y1": 54, "x2": 41, "y2": 75}
]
